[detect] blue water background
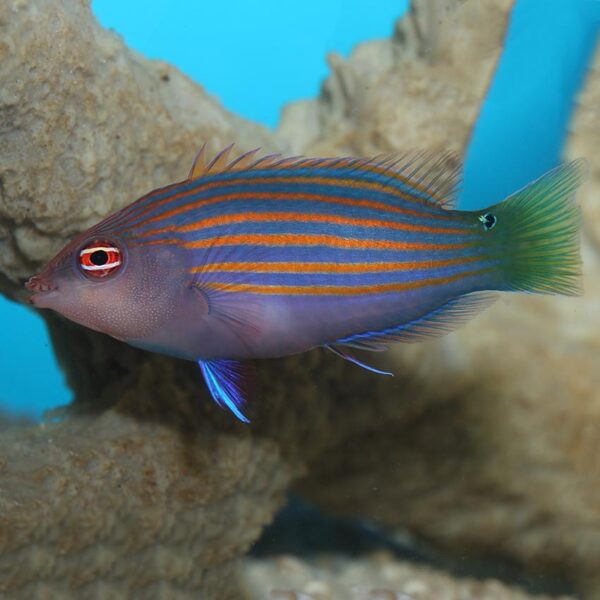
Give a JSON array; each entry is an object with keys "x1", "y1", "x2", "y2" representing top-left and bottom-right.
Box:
[{"x1": 1, "y1": 0, "x2": 598, "y2": 419}]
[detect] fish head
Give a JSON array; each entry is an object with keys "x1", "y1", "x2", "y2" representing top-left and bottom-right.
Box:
[{"x1": 25, "y1": 230, "x2": 184, "y2": 341}]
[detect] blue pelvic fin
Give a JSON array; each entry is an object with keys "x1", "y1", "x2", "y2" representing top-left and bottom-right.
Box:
[
  {"x1": 198, "y1": 359, "x2": 252, "y2": 423},
  {"x1": 335, "y1": 292, "x2": 498, "y2": 351},
  {"x1": 325, "y1": 345, "x2": 393, "y2": 376}
]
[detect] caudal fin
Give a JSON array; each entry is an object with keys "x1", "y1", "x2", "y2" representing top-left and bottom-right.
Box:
[{"x1": 489, "y1": 159, "x2": 587, "y2": 296}]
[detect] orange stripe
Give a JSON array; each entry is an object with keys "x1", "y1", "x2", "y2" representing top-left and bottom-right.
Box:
[
  {"x1": 201, "y1": 268, "x2": 492, "y2": 295},
  {"x1": 135, "y1": 233, "x2": 474, "y2": 251},
  {"x1": 190, "y1": 256, "x2": 484, "y2": 274},
  {"x1": 133, "y1": 211, "x2": 468, "y2": 239},
  {"x1": 126, "y1": 173, "x2": 457, "y2": 227},
  {"x1": 129, "y1": 190, "x2": 458, "y2": 233}
]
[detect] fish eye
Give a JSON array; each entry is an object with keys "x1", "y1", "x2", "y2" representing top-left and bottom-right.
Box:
[
  {"x1": 90, "y1": 249, "x2": 108, "y2": 266},
  {"x1": 79, "y1": 240, "x2": 123, "y2": 279},
  {"x1": 479, "y1": 213, "x2": 497, "y2": 231}
]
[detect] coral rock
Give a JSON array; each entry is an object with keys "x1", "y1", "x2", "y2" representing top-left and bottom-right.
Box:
[
  {"x1": 241, "y1": 554, "x2": 575, "y2": 600},
  {"x1": 0, "y1": 0, "x2": 275, "y2": 297},
  {"x1": 12, "y1": 0, "x2": 599, "y2": 598},
  {"x1": 0, "y1": 412, "x2": 294, "y2": 598}
]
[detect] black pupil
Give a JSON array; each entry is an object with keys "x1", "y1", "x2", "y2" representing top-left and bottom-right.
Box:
[
  {"x1": 90, "y1": 250, "x2": 109, "y2": 266},
  {"x1": 482, "y1": 213, "x2": 497, "y2": 230}
]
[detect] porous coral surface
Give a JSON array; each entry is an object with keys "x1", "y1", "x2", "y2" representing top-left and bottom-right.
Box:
[{"x1": 4, "y1": 0, "x2": 599, "y2": 598}]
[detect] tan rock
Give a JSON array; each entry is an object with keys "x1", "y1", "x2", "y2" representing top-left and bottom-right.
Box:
[
  {"x1": 241, "y1": 553, "x2": 574, "y2": 600},
  {"x1": 0, "y1": 412, "x2": 294, "y2": 598},
  {"x1": 0, "y1": 0, "x2": 289, "y2": 597},
  {"x1": 277, "y1": 0, "x2": 514, "y2": 157},
  {"x1": 11, "y1": 0, "x2": 597, "y2": 598},
  {"x1": 282, "y1": 1, "x2": 600, "y2": 596},
  {"x1": 0, "y1": 0, "x2": 276, "y2": 296},
  {"x1": 295, "y1": 282, "x2": 600, "y2": 594}
]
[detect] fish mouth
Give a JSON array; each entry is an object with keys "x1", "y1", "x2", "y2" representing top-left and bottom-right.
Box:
[{"x1": 25, "y1": 275, "x2": 58, "y2": 304}]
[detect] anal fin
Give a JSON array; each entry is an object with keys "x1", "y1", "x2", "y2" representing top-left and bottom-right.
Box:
[
  {"x1": 335, "y1": 292, "x2": 498, "y2": 351},
  {"x1": 198, "y1": 359, "x2": 252, "y2": 423},
  {"x1": 325, "y1": 345, "x2": 393, "y2": 376}
]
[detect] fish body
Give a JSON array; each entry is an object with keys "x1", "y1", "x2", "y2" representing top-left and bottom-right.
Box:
[{"x1": 26, "y1": 147, "x2": 585, "y2": 421}]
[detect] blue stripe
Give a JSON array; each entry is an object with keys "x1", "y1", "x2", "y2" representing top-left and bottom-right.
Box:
[
  {"x1": 119, "y1": 168, "x2": 454, "y2": 231},
  {"x1": 132, "y1": 198, "x2": 462, "y2": 233},
  {"x1": 134, "y1": 221, "x2": 479, "y2": 245},
  {"x1": 195, "y1": 248, "x2": 484, "y2": 264},
  {"x1": 196, "y1": 260, "x2": 502, "y2": 287}
]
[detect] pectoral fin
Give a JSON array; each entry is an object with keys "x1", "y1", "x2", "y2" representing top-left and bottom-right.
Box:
[{"x1": 198, "y1": 359, "x2": 252, "y2": 423}]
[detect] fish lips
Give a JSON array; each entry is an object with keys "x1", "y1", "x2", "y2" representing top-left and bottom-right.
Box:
[{"x1": 25, "y1": 275, "x2": 58, "y2": 306}]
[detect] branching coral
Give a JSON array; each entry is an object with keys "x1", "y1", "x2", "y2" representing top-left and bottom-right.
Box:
[{"x1": 5, "y1": 0, "x2": 599, "y2": 598}]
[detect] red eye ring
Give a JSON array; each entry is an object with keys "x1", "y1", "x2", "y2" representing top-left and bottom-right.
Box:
[{"x1": 79, "y1": 240, "x2": 123, "y2": 279}]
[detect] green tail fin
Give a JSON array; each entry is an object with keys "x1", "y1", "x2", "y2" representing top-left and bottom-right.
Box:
[{"x1": 488, "y1": 159, "x2": 586, "y2": 296}]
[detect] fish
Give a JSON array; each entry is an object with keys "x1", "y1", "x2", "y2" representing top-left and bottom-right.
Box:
[{"x1": 25, "y1": 145, "x2": 586, "y2": 422}]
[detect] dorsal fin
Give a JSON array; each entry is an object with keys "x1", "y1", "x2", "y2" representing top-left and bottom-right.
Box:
[
  {"x1": 367, "y1": 150, "x2": 462, "y2": 208},
  {"x1": 188, "y1": 143, "x2": 287, "y2": 180},
  {"x1": 188, "y1": 142, "x2": 208, "y2": 179},
  {"x1": 188, "y1": 143, "x2": 237, "y2": 179},
  {"x1": 188, "y1": 144, "x2": 462, "y2": 208}
]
